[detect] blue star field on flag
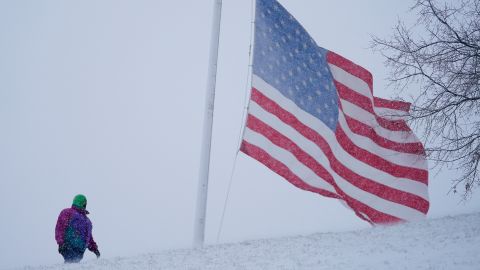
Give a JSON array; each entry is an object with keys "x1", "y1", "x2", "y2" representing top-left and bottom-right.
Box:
[{"x1": 253, "y1": 0, "x2": 339, "y2": 131}]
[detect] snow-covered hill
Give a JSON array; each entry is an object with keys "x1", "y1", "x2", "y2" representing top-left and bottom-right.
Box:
[{"x1": 18, "y1": 212, "x2": 480, "y2": 270}]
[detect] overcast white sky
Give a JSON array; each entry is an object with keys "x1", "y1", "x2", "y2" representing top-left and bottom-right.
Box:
[{"x1": 1, "y1": 0, "x2": 479, "y2": 269}]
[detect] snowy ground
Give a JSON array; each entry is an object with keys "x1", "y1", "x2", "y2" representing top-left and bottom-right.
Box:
[{"x1": 17, "y1": 212, "x2": 480, "y2": 270}]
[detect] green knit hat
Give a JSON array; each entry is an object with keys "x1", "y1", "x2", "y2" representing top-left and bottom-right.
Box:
[{"x1": 72, "y1": 194, "x2": 87, "y2": 209}]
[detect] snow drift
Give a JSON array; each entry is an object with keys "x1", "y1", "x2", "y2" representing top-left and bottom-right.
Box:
[{"x1": 17, "y1": 212, "x2": 480, "y2": 270}]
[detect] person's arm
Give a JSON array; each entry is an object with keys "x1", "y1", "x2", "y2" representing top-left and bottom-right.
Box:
[
  {"x1": 87, "y1": 221, "x2": 100, "y2": 258},
  {"x1": 88, "y1": 236, "x2": 100, "y2": 258},
  {"x1": 55, "y1": 209, "x2": 71, "y2": 246}
]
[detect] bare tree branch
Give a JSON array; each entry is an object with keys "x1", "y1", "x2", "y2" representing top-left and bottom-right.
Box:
[{"x1": 372, "y1": 0, "x2": 480, "y2": 198}]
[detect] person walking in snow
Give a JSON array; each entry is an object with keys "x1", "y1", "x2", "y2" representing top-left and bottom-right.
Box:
[{"x1": 55, "y1": 194, "x2": 101, "y2": 263}]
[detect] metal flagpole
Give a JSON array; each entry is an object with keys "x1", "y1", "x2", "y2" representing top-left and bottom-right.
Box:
[{"x1": 193, "y1": 0, "x2": 223, "y2": 248}]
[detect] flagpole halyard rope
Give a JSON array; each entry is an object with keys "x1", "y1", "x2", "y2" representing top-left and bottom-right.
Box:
[
  {"x1": 237, "y1": 0, "x2": 256, "y2": 150},
  {"x1": 216, "y1": 0, "x2": 256, "y2": 244},
  {"x1": 215, "y1": 151, "x2": 239, "y2": 243}
]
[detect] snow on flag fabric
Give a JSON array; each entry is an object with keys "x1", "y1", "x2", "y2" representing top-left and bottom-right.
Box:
[{"x1": 240, "y1": 0, "x2": 429, "y2": 224}]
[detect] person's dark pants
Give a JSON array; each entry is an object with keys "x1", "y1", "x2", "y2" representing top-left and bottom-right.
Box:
[{"x1": 59, "y1": 245, "x2": 85, "y2": 263}]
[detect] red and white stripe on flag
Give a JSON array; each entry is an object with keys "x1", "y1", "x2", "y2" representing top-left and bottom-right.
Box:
[{"x1": 241, "y1": 0, "x2": 429, "y2": 224}]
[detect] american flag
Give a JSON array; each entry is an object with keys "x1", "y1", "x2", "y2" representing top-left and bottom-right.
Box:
[{"x1": 240, "y1": 0, "x2": 429, "y2": 224}]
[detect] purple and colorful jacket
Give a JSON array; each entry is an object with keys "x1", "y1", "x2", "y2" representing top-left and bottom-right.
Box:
[{"x1": 55, "y1": 206, "x2": 98, "y2": 252}]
